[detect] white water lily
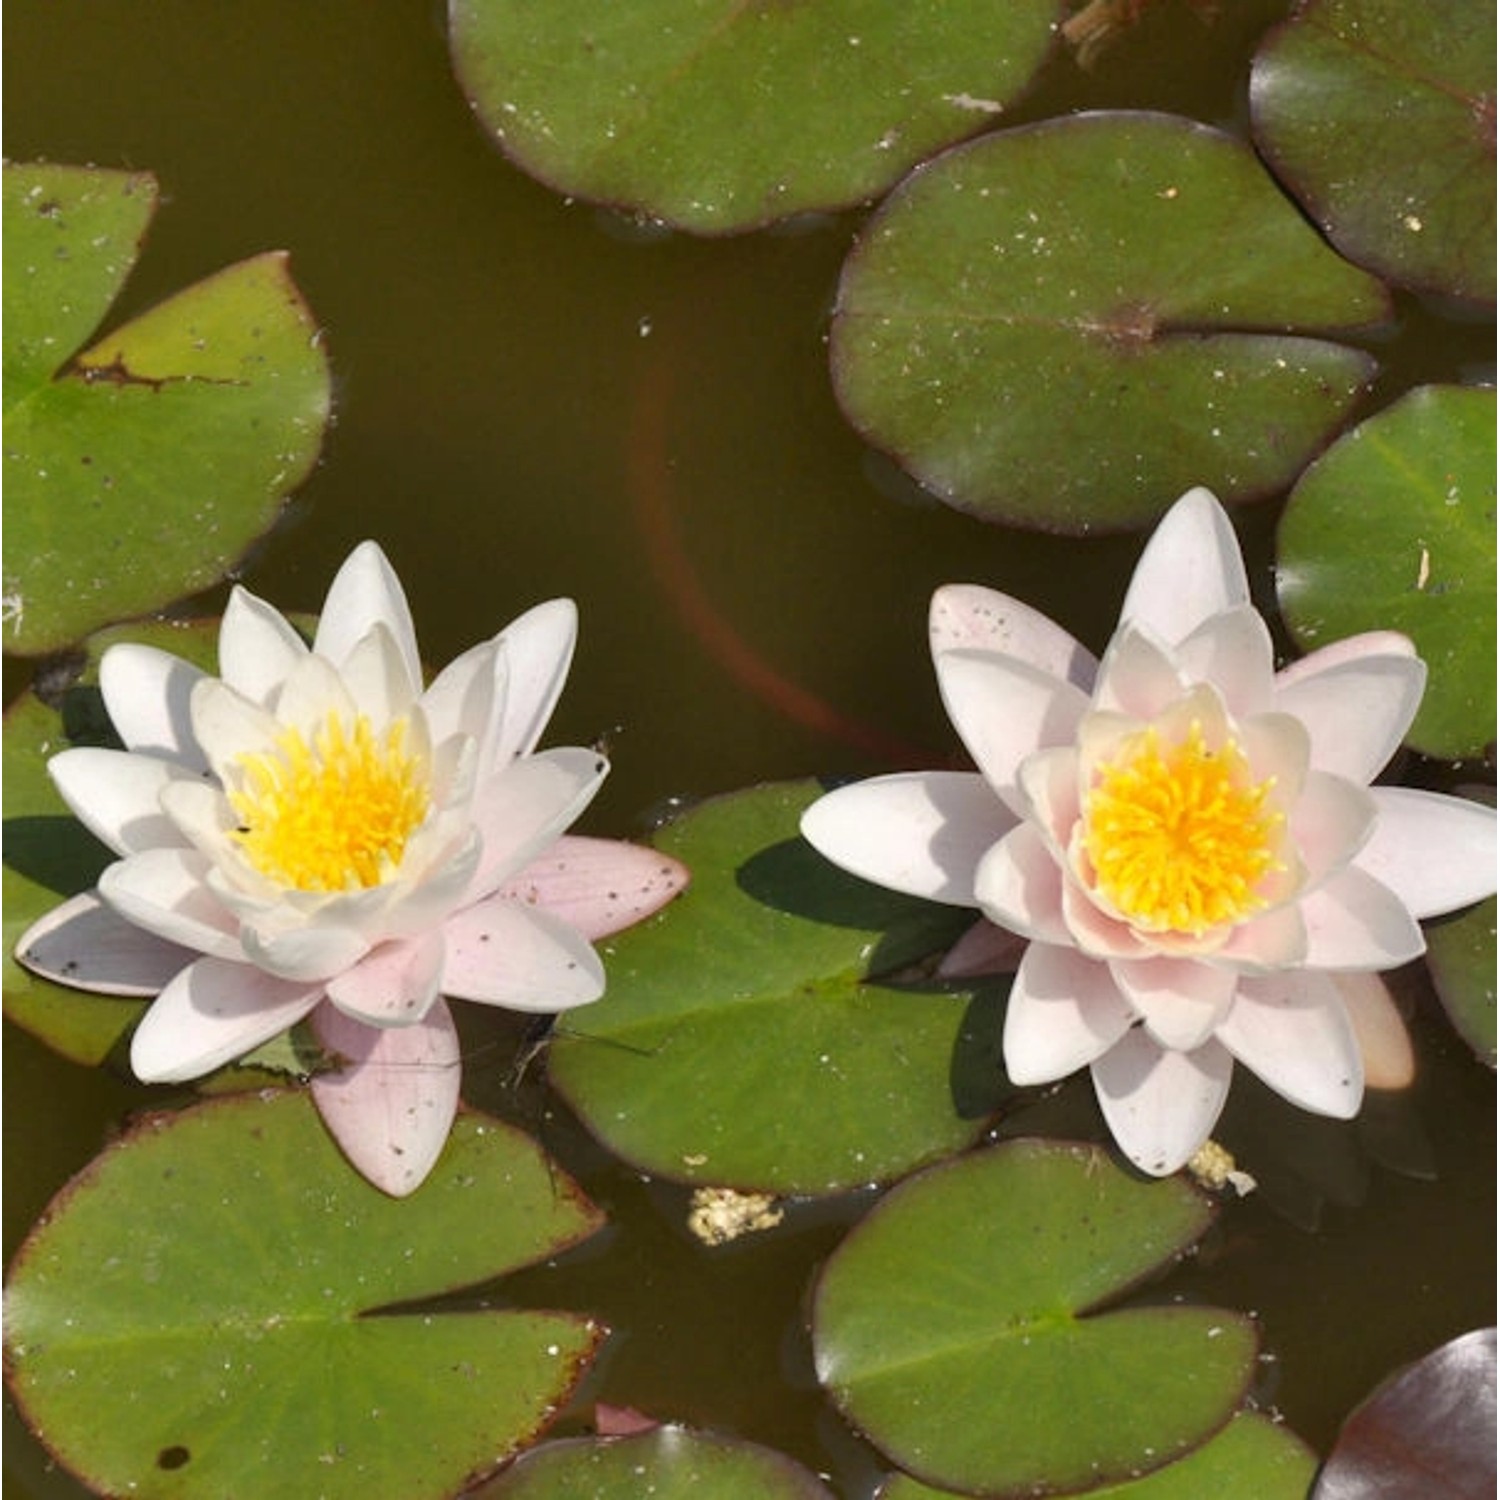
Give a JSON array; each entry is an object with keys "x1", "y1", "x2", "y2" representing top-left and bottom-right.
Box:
[
  {"x1": 802, "y1": 489, "x2": 1495, "y2": 1176},
  {"x1": 18, "y1": 542, "x2": 688, "y2": 1194}
]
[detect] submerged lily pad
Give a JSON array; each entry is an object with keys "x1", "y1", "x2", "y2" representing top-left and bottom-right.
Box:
[
  {"x1": 1425, "y1": 895, "x2": 1497, "y2": 1069},
  {"x1": 548, "y1": 781, "x2": 996, "y2": 1194},
  {"x1": 486, "y1": 1425, "x2": 837, "y2": 1497},
  {"x1": 5, "y1": 1091, "x2": 606, "y2": 1500},
  {"x1": 449, "y1": 0, "x2": 1058, "y2": 235},
  {"x1": 1251, "y1": 0, "x2": 1496, "y2": 306},
  {"x1": 4, "y1": 161, "x2": 330, "y2": 654},
  {"x1": 1276, "y1": 385, "x2": 1496, "y2": 759},
  {"x1": 812, "y1": 1139, "x2": 1257, "y2": 1495},
  {"x1": 831, "y1": 111, "x2": 1388, "y2": 532}
]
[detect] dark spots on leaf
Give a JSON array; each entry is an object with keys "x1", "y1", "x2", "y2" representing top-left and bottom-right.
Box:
[{"x1": 157, "y1": 1446, "x2": 191, "y2": 1470}]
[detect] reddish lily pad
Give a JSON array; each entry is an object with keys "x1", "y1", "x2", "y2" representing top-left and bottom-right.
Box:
[
  {"x1": 1251, "y1": 0, "x2": 1496, "y2": 306},
  {"x1": 4, "y1": 1091, "x2": 606, "y2": 1500},
  {"x1": 448, "y1": 0, "x2": 1058, "y2": 235},
  {"x1": 831, "y1": 111, "x2": 1388, "y2": 532},
  {"x1": 812, "y1": 1139, "x2": 1257, "y2": 1495},
  {"x1": 3, "y1": 161, "x2": 330, "y2": 654}
]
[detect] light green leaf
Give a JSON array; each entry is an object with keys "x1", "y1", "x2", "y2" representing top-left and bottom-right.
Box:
[{"x1": 1425, "y1": 895, "x2": 1497, "y2": 1069}]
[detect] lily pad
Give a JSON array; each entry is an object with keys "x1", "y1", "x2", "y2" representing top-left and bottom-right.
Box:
[
  {"x1": 448, "y1": 0, "x2": 1058, "y2": 236},
  {"x1": 1251, "y1": 0, "x2": 1496, "y2": 306},
  {"x1": 831, "y1": 110, "x2": 1388, "y2": 532},
  {"x1": 1313, "y1": 1328, "x2": 1497, "y2": 1499},
  {"x1": 1425, "y1": 895, "x2": 1497, "y2": 1069},
  {"x1": 811, "y1": 1138, "x2": 1257, "y2": 1495},
  {"x1": 4, "y1": 1090, "x2": 606, "y2": 1500},
  {"x1": 547, "y1": 781, "x2": 996, "y2": 1194},
  {"x1": 485, "y1": 1425, "x2": 837, "y2": 1497},
  {"x1": 877, "y1": 1410, "x2": 1317, "y2": 1498},
  {"x1": 1275, "y1": 385, "x2": 1496, "y2": 758},
  {"x1": 4, "y1": 161, "x2": 330, "y2": 655}
]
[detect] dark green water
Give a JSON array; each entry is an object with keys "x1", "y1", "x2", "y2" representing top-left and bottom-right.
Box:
[{"x1": 5, "y1": 4, "x2": 1494, "y2": 1496}]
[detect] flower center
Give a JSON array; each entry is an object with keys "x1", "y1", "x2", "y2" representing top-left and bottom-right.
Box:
[
  {"x1": 229, "y1": 712, "x2": 430, "y2": 892},
  {"x1": 1082, "y1": 721, "x2": 1282, "y2": 936}
]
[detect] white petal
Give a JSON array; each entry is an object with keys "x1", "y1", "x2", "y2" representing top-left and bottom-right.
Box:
[
  {"x1": 928, "y1": 584, "x2": 1097, "y2": 690},
  {"x1": 97, "y1": 849, "x2": 244, "y2": 960},
  {"x1": 129, "y1": 957, "x2": 324, "y2": 1082},
  {"x1": 800, "y1": 772, "x2": 1013, "y2": 907},
  {"x1": 421, "y1": 639, "x2": 504, "y2": 759},
  {"x1": 1091, "y1": 1030, "x2": 1234, "y2": 1177},
  {"x1": 339, "y1": 623, "x2": 420, "y2": 727},
  {"x1": 1356, "y1": 788, "x2": 1498, "y2": 919},
  {"x1": 313, "y1": 540, "x2": 421, "y2": 685},
  {"x1": 1334, "y1": 971, "x2": 1414, "y2": 1090},
  {"x1": 310, "y1": 999, "x2": 461, "y2": 1197},
  {"x1": 217, "y1": 586, "x2": 309, "y2": 706},
  {"x1": 15, "y1": 890, "x2": 194, "y2": 996},
  {"x1": 1289, "y1": 771, "x2": 1375, "y2": 884},
  {"x1": 1110, "y1": 956, "x2": 1237, "y2": 1050},
  {"x1": 441, "y1": 896, "x2": 605, "y2": 1011},
  {"x1": 491, "y1": 598, "x2": 577, "y2": 765},
  {"x1": 49, "y1": 748, "x2": 195, "y2": 857},
  {"x1": 1172, "y1": 606, "x2": 1275, "y2": 717},
  {"x1": 1215, "y1": 902, "x2": 1308, "y2": 971},
  {"x1": 1217, "y1": 972, "x2": 1363, "y2": 1117},
  {"x1": 1003, "y1": 943, "x2": 1135, "y2": 1084},
  {"x1": 378, "y1": 829, "x2": 483, "y2": 942},
  {"x1": 99, "y1": 643, "x2": 208, "y2": 770},
  {"x1": 935, "y1": 648, "x2": 1090, "y2": 807},
  {"x1": 497, "y1": 835, "x2": 690, "y2": 940},
  {"x1": 1090, "y1": 626, "x2": 1186, "y2": 720},
  {"x1": 1274, "y1": 635, "x2": 1424, "y2": 782},
  {"x1": 190, "y1": 679, "x2": 281, "y2": 780},
  {"x1": 974, "y1": 826, "x2": 1072, "y2": 945},
  {"x1": 270, "y1": 651, "x2": 356, "y2": 739},
  {"x1": 1299, "y1": 866, "x2": 1427, "y2": 970},
  {"x1": 240, "y1": 922, "x2": 372, "y2": 982},
  {"x1": 325, "y1": 930, "x2": 446, "y2": 1027},
  {"x1": 1119, "y1": 488, "x2": 1249, "y2": 644}
]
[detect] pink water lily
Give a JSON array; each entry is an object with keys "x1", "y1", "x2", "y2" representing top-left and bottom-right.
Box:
[
  {"x1": 17, "y1": 543, "x2": 688, "y2": 1195},
  {"x1": 801, "y1": 489, "x2": 1495, "y2": 1176}
]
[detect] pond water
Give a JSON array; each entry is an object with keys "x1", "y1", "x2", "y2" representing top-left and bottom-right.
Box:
[{"x1": 4, "y1": 3, "x2": 1494, "y2": 1497}]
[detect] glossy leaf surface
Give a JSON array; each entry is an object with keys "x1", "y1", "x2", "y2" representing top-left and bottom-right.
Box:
[{"x1": 832, "y1": 111, "x2": 1388, "y2": 532}]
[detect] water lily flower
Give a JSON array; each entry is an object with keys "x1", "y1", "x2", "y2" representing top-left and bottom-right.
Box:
[
  {"x1": 801, "y1": 489, "x2": 1495, "y2": 1176},
  {"x1": 17, "y1": 542, "x2": 688, "y2": 1195}
]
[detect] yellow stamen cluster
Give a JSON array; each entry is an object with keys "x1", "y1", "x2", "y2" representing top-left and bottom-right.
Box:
[
  {"x1": 229, "y1": 712, "x2": 430, "y2": 892},
  {"x1": 1082, "y1": 721, "x2": 1282, "y2": 936}
]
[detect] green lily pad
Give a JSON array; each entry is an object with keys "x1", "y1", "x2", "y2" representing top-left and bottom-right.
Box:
[
  {"x1": 812, "y1": 1139, "x2": 1257, "y2": 1495},
  {"x1": 877, "y1": 1410, "x2": 1317, "y2": 1498},
  {"x1": 1251, "y1": 0, "x2": 1496, "y2": 306},
  {"x1": 1275, "y1": 385, "x2": 1496, "y2": 759},
  {"x1": 486, "y1": 1425, "x2": 838, "y2": 1497},
  {"x1": 831, "y1": 110, "x2": 1389, "y2": 532},
  {"x1": 3, "y1": 161, "x2": 330, "y2": 655},
  {"x1": 1425, "y1": 895, "x2": 1497, "y2": 1069},
  {"x1": 548, "y1": 781, "x2": 996, "y2": 1195},
  {"x1": 5, "y1": 1091, "x2": 606, "y2": 1500},
  {"x1": 448, "y1": 0, "x2": 1058, "y2": 236}
]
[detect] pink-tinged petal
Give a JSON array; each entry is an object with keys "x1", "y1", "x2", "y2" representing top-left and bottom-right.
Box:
[
  {"x1": 491, "y1": 598, "x2": 578, "y2": 766},
  {"x1": 1238, "y1": 710, "x2": 1311, "y2": 806},
  {"x1": 326, "y1": 930, "x2": 446, "y2": 1027},
  {"x1": 1109, "y1": 956, "x2": 1237, "y2": 1050},
  {"x1": 1172, "y1": 606, "x2": 1275, "y2": 717},
  {"x1": 269, "y1": 650, "x2": 357, "y2": 740},
  {"x1": 928, "y1": 584, "x2": 1096, "y2": 691},
  {"x1": 339, "y1": 622, "x2": 420, "y2": 727},
  {"x1": 310, "y1": 999, "x2": 461, "y2": 1198},
  {"x1": 313, "y1": 540, "x2": 421, "y2": 686},
  {"x1": 497, "y1": 835, "x2": 690, "y2": 940},
  {"x1": 217, "y1": 585, "x2": 309, "y2": 706},
  {"x1": 240, "y1": 922, "x2": 372, "y2": 982},
  {"x1": 190, "y1": 679, "x2": 281, "y2": 781},
  {"x1": 1274, "y1": 635, "x2": 1424, "y2": 782},
  {"x1": 1091, "y1": 627, "x2": 1187, "y2": 720},
  {"x1": 421, "y1": 639, "x2": 504, "y2": 759},
  {"x1": 99, "y1": 643, "x2": 208, "y2": 771},
  {"x1": 1356, "y1": 788, "x2": 1498, "y2": 919},
  {"x1": 1218, "y1": 972, "x2": 1363, "y2": 1117},
  {"x1": 15, "y1": 890, "x2": 194, "y2": 996},
  {"x1": 1003, "y1": 943, "x2": 1135, "y2": 1084},
  {"x1": 936, "y1": 918, "x2": 1026, "y2": 978},
  {"x1": 1298, "y1": 866, "x2": 1426, "y2": 970},
  {"x1": 49, "y1": 748, "x2": 195, "y2": 857},
  {"x1": 97, "y1": 849, "x2": 244, "y2": 960},
  {"x1": 1091, "y1": 1030, "x2": 1234, "y2": 1177},
  {"x1": 1215, "y1": 902, "x2": 1308, "y2": 971},
  {"x1": 1334, "y1": 971, "x2": 1414, "y2": 1090},
  {"x1": 1059, "y1": 876, "x2": 1150, "y2": 960},
  {"x1": 974, "y1": 826, "x2": 1072, "y2": 945},
  {"x1": 935, "y1": 648, "x2": 1090, "y2": 807},
  {"x1": 441, "y1": 896, "x2": 605, "y2": 1012},
  {"x1": 800, "y1": 771, "x2": 1013, "y2": 907},
  {"x1": 1288, "y1": 771, "x2": 1375, "y2": 884},
  {"x1": 467, "y1": 747, "x2": 610, "y2": 898},
  {"x1": 129, "y1": 957, "x2": 324, "y2": 1082},
  {"x1": 1120, "y1": 488, "x2": 1249, "y2": 644},
  {"x1": 1016, "y1": 747, "x2": 1082, "y2": 853}
]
